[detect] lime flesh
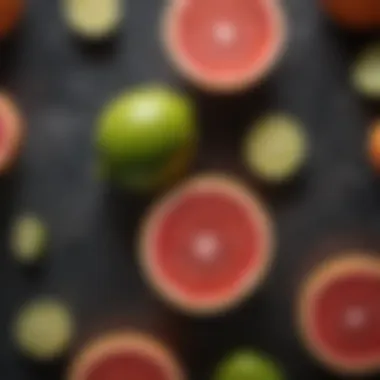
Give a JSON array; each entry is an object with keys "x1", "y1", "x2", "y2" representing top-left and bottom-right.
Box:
[
  {"x1": 13, "y1": 297, "x2": 74, "y2": 361},
  {"x1": 352, "y1": 44, "x2": 380, "y2": 100},
  {"x1": 214, "y1": 350, "x2": 285, "y2": 380},
  {"x1": 96, "y1": 85, "x2": 197, "y2": 191},
  {"x1": 10, "y1": 215, "x2": 47, "y2": 265},
  {"x1": 243, "y1": 114, "x2": 308, "y2": 183},
  {"x1": 63, "y1": 0, "x2": 123, "y2": 40}
]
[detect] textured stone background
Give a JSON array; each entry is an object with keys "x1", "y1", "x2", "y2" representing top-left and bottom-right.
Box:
[{"x1": 0, "y1": 1, "x2": 379, "y2": 379}]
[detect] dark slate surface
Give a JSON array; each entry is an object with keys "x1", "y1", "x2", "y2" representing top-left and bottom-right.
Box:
[{"x1": 0, "y1": 0, "x2": 379, "y2": 379}]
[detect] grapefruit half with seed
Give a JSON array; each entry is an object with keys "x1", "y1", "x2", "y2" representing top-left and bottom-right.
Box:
[
  {"x1": 297, "y1": 254, "x2": 380, "y2": 375},
  {"x1": 162, "y1": 0, "x2": 287, "y2": 92},
  {"x1": 0, "y1": 94, "x2": 24, "y2": 174},
  {"x1": 68, "y1": 332, "x2": 185, "y2": 380},
  {"x1": 139, "y1": 174, "x2": 274, "y2": 316}
]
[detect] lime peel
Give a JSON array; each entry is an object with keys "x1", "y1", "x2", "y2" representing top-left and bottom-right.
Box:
[
  {"x1": 10, "y1": 214, "x2": 48, "y2": 265},
  {"x1": 243, "y1": 113, "x2": 308, "y2": 183},
  {"x1": 352, "y1": 44, "x2": 380, "y2": 100},
  {"x1": 63, "y1": 0, "x2": 124, "y2": 40},
  {"x1": 214, "y1": 350, "x2": 285, "y2": 380},
  {"x1": 13, "y1": 297, "x2": 75, "y2": 361}
]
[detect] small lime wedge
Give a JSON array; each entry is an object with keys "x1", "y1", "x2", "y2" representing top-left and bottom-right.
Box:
[
  {"x1": 10, "y1": 215, "x2": 48, "y2": 265},
  {"x1": 13, "y1": 297, "x2": 74, "y2": 361},
  {"x1": 63, "y1": 0, "x2": 123, "y2": 40},
  {"x1": 214, "y1": 350, "x2": 285, "y2": 380},
  {"x1": 243, "y1": 113, "x2": 308, "y2": 183},
  {"x1": 352, "y1": 44, "x2": 380, "y2": 100}
]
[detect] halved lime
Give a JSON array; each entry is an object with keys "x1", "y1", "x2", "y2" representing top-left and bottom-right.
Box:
[
  {"x1": 10, "y1": 214, "x2": 48, "y2": 265},
  {"x1": 12, "y1": 297, "x2": 74, "y2": 361},
  {"x1": 213, "y1": 350, "x2": 285, "y2": 380},
  {"x1": 63, "y1": 0, "x2": 124, "y2": 40},
  {"x1": 351, "y1": 44, "x2": 380, "y2": 100},
  {"x1": 243, "y1": 113, "x2": 308, "y2": 183}
]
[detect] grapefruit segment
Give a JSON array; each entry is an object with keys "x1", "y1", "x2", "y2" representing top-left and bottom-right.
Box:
[
  {"x1": 297, "y1": 254, "x2": 380, "y2": 374},
  {"x1": 162, "y1": 0, "x2": 286, "y2": 92},
  {"x1": 0, "y1": 94, "x2": 24, "y2": 174},
  {"x1": 139, "y1": 174, "x2": 274, "y2": 315},
  {"x1": 68, "y1": 332, "x2": 185, "y2": 380}
]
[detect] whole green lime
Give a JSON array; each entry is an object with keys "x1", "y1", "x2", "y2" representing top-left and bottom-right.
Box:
[
  {"x1": 213, "y1": 350, "x2": 285, "y2": 380},
  {"x1": 96, "y1": 85, "x2": 197, "y2": 191}
]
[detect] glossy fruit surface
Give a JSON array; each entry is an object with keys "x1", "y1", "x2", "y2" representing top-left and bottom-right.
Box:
[
  {"x1": 352, "y1": 44, "x2": 380, "y2": 100},
  {"x1": 297, "y1": 254, "x2": 380, "y2": 374},
  {"x1": 0, "y1": 0, "x2": 24, "y2": 38},
  {"x1": 96, "y1": 85, "x2": 197, "y2": 191},
  {"x1": 213, "y1": 350, "x2": 285, "y2": 380},
  {"x1": 68, "y1": 332, "x2": 185, "y2": 380},
  {"x1": 139, "y1": 174, "x2": 274, "y2": 315},
  {"x1": 243, "y1": 113, "x2": 308, "y2": 183},
  {"x1": 162, "y1": 0, "x2": 286, "y2": 92},
  {"x1": 321, "y1": 0, "x2": 380, "y2": 29},
  {"x1": 63, "y1": 0, "x2": 123, "y2": 40}
]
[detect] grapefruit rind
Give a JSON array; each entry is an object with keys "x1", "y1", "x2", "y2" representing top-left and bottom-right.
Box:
[
  {"x1": 95, "y1": 85, "x2": 197, "y2": 192},
  {"x1": 297, "y1": 253, "x2": 380, "y2": 375},
  {"x1": 139, "y1": 174, "x2": 274, "y2": 316},
  {"x1": 0, "y1": 93, "x2": 24, "y2": 174},
  {"x1": 68, "y1": 332, "x2": 185, "y2": 380},
  {"x1": 161, "y1": 0, "x2": 287, "y2": 93}
]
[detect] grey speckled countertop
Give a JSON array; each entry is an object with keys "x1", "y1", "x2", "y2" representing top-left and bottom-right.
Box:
[{"x1": 0, "y1": 1, "x2": 379, "y2": 379}]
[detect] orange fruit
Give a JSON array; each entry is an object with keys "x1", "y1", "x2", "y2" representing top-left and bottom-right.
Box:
[
  {"x1": 0, "y1": 0, "x2": 24, "y2": 38},
  {"x1": 321, "y1": 0, "x2": 380, "y2": 29},
  {"x1": 162, "y1": 0, "x2": 287, "y2": 93},
  {"x1": 368, "y1": 121, "x2": 380, "y2": 171}
]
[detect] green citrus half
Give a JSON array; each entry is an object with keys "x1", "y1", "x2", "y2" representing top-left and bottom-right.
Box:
[
  {"x1": 12, "y1": 297, "x2": 74, "y2": 361},
  {"x1": 243, "y1": 113, "x2": 308, "y2": 183},
  {"x1": 213, "y1": 350, "x2": 285, "y2": 380},
  {"x1": 10, "y1": 214, "x2": 47, "y2": 265},
  {"x1": 352, "y1": 44, "x2": 380, "y2": 100},
  {"x1": 63, "y1": 0, "x2": 123, "y2": 40}
]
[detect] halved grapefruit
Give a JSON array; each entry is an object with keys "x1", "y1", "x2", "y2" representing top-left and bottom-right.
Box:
[
  {"x1": 162, "y1": 0, "x2": 287, "y2": 92},
  {"x1": 0, "y1": 94, "x2": 23, "y2": 174},
  {"x1": 297, "y1": 253, "x2": 380, "y2": 374},
  {"x1": 67, "y1": 331, "x2": 185, "y2": 380},
  {"x1": 139, "y1": 174, "x2": 274, "y2": 316}
]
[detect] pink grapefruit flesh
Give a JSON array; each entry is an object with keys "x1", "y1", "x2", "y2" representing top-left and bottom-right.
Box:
[
  {"x1": 0, "y1": 94, "x2": 23, "y2": 174},
  {"x1": 163, "y1": 0, "x2": 286, "y2": 92},
  {"x1": 298, "y1": 254, "x2": 380, "y2": 374},
  {"x1": 139, "y1": 175, "x2": 274, "y2": 315},
  {"x1": 68, "y1": 332, "x2": 185, "y2": 380}
]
